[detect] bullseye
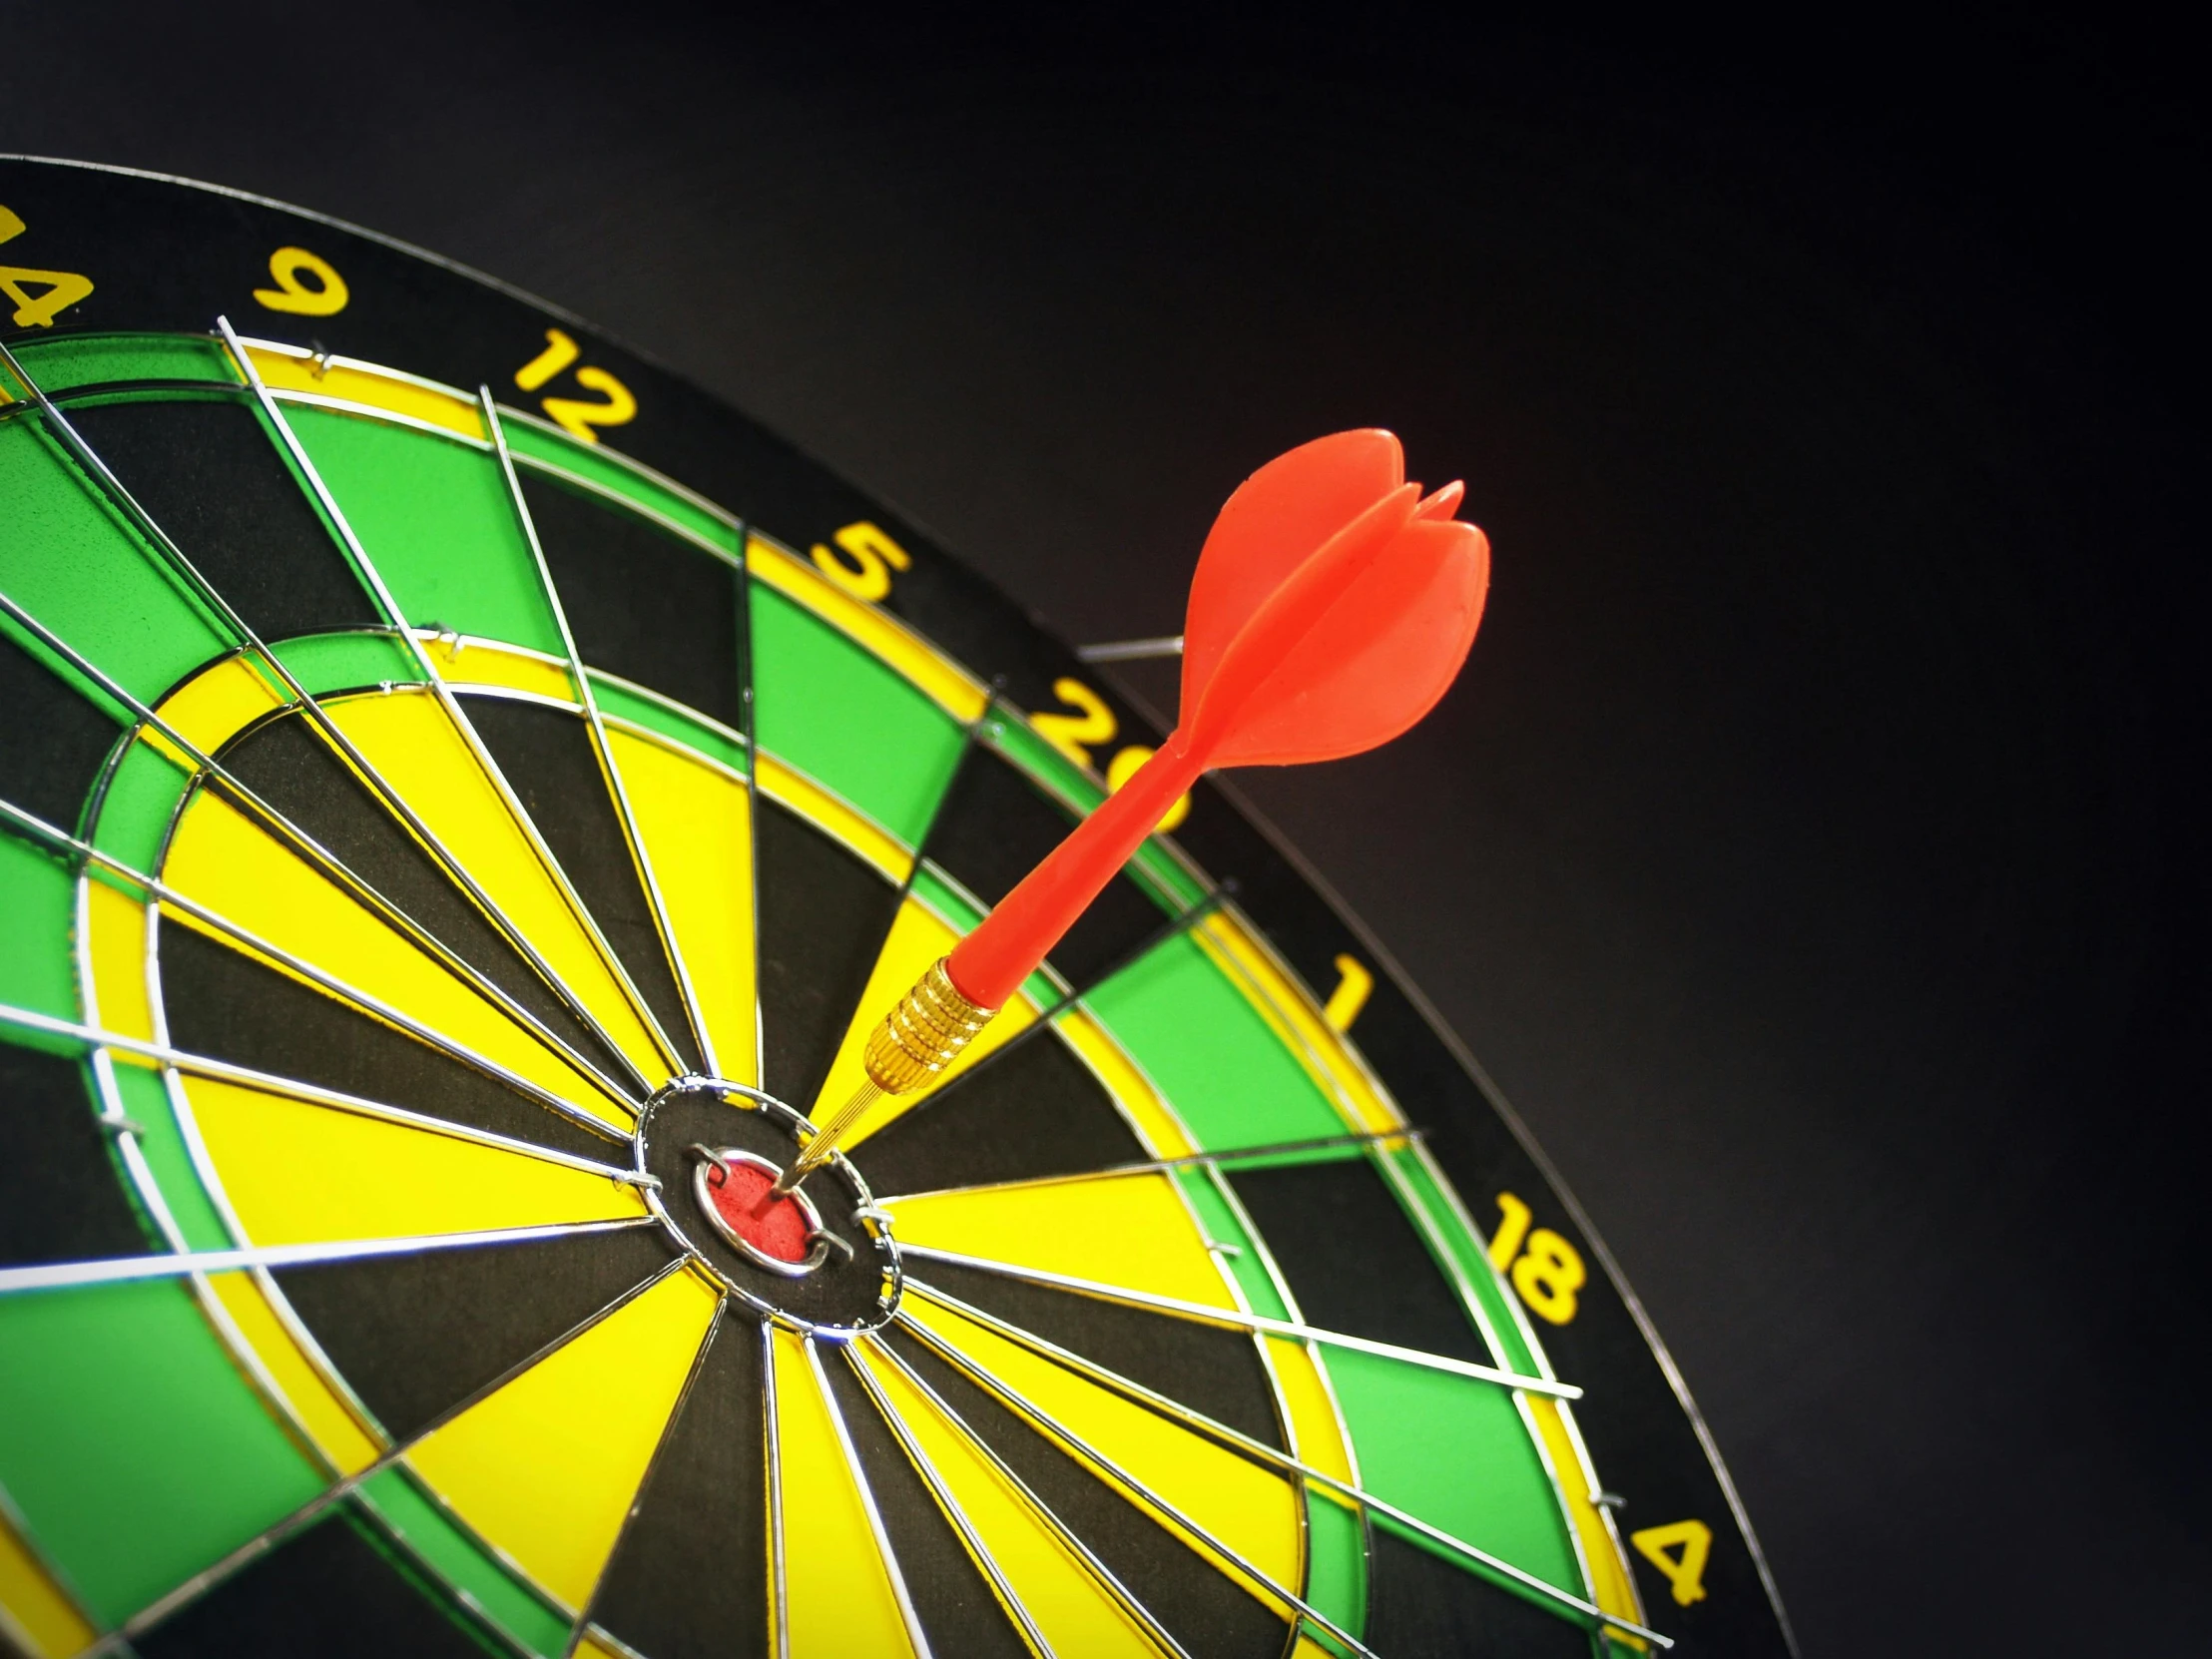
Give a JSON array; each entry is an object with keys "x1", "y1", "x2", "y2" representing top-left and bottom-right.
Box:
[
  {"x1": 699, "y1": 1155, "x2": 811, "y2": 1264},
  {"x1": 687, "y1": 1146, "x2": 840, "y2": 1278}
]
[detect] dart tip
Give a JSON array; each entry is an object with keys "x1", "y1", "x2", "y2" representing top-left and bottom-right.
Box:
[{"x1": 772, "y1": 1078, "x2": 885, "y2": 1197}]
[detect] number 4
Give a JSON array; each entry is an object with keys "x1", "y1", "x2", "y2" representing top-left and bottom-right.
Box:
[
  {"x1": 1629, "y1": 1518, "x2": 1712, "y2": 1607},
  {"x1": 0, "y1": 205, "x2": 95, "y2": 329}
]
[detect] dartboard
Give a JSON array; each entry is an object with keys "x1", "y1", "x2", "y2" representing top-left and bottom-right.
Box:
[{"x1": 0, "y1": 159, "x2": 1796, "y2": 1659}]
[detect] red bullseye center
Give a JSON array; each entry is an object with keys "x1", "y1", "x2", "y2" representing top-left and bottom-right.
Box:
[{"x1": 705, "y1": 1163, "x2": 813, "y2": 1263}]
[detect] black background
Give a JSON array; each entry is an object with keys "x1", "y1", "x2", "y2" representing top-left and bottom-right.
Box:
[{"x1": 2, "y1": 5, "x2": 2204, "y2": 1653}]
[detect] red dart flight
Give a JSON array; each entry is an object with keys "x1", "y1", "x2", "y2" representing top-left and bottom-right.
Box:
[{"x1": 775, "y1": 428, "x2": 1489, "y2": 1194}]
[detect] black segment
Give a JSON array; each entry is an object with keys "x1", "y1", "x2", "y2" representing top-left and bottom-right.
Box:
[
  {"x1": 1366, "y1": 1524, "x2": 1596, "y2": 1658},
  {"x1": 1228, "y1": 1159, "x2": 1492, "y2": 1365},
  {"x1": 820, "y1": 1345, "x2": 1030, "y2": 1659},
  {"x1": 273, "y1": 1225, "x2": 674, "y2": 1442},
  {"x1": 0, "y1": 625, "x2": 125, "y2": 834},
  {"x1": 756, "y1": 796, "x2": 900, "y2": 1108},
  {"x1": 911, "y1": 1257, "x2": 1287, "y2": 1451},
  {"x1": 923, "y1": 747, "x2": 1169, "y2": 988},
  {"x1": 65, "y1": 397, "x2": 379, "y2": 642},
  {"x1": 0, "y1": 1046, "x2": 154, "y2": 1268},
  {"x1": 857, "y1": 1028, "x2": 1148, "y2": 1197},
  {"x1": 157, "y1": 918, "x2": 619, "y2": 1164},
  {"x1": 459, "y1": 693, "x2": 702, "y2": 1073},
  {"x1": 220, "y1": 707, "x2": 628, "y2": 1081},
  {"x1": 133, "y1": 1507, "x2": 496, "y2": 1659},
  {"x1": 592, "y1": 1312, "x2": 770, "y2": 1659},
  {"x1": 882, "y1": 1325, "x2": 1289, "y2": 1659},
  {"x1": 518, "y1": 470, "x2": 744, "y2": 728}
]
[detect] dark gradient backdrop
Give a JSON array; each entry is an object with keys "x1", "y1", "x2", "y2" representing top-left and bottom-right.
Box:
[{"x1": 2, "y1": 7, "x2": 2203, "y2": 1654}]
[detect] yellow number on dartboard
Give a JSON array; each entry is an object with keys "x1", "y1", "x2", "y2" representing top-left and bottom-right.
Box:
[
  {"x1": 1037, "y1": 682, "x2": 1193, "y2": 832},
  {"x1": 0, "y1": 205, "x2": 95, "y2": 329},
  {"x1": 811, "y1": 521, "x2": 912, "y2": 602},
  {"x1": 1323, "y1": 953, "x2": 1373, "y2": 1031},
  {"x1": 1033, "y1": 678, "x2": 1118, "y2": 768},
  {"x1": 252, "y1": 246, "x2": 348, "y2": 315},
  {"x1": 513, "y1": 327, "x2": 637, "y2": 444},
  {"x1": 1487, "y1": 1191, "x2": 1586, "y2": 1325},
  {"x1": 1102, "y1": 744, "x2": 1191, "y2": 832},
  {"x1": 1629, "y1": 1518, "x2": 1713, "y2": 1606}
]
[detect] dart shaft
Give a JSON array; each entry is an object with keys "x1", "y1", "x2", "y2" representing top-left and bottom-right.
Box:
[
  {"x1": 945, "y1": 738, "x2": 1205, "y2": 1010},
  {"x1": 773, "y1": 957, "x2": 994, "y2": 1194}
]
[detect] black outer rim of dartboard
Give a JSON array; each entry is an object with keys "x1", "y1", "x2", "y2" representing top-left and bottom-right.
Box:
[{"x1": 0, "y1": 153, "x2": 1799, "y2": 1658}]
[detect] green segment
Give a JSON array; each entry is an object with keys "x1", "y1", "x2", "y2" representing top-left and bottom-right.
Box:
[
  {"x1": 1304, "y1": 1495, "x2": 1370, "y2": 1653},
  {"x1": 0, "y1": 1278, "x2": 323, "y2": 1624},
  {"x1": 1085, "y1": 934, "x2": 1345, "y2": 1149},
  {"x1": 751, "y1": 583, "x2": 964, "y2": 844},
  {"x1": 88, "y1": 740, "x2": 189, "y2": 871},
  {"x1": 0, "y1": 838, "x2": 79, "y2": 1024},
  {"x1": 361, "y1": 1466, "x2": 570, "y2": 1658},
  {"x1": 506, "y1": 431, "x2": 740, "y2": 557},
  {"x1": 106, "y1": 1061, "x2": 231, "y2": 1251},
  {"x1": 593, "y1": 674, "x2": 747, "y2": 775},
  {"x1": 1329, "y1": 1349, "x2": 1580, "y2": 1599},
  {"x1": 272, "y1": 628, "x2": 427, "y2": 694},
  {"x1": 0, "y1": 417, "x2": 235, "y2": 704},
  {"x1": 11, "y1": 332, "x2": 240, "y2": 395},
  {"x1": 285, "y1": 406, "x2": 563, "y2": 654},
  {"x1": 1168, "y1": 1166, "x2": 1370, "y2": 1636},
  {"x1": 1387, "y1": 1149, "x2": 1537, "y2": 1376},
  {"x1": 912, "y1": 864, "x2": 982, "y2": 930}
]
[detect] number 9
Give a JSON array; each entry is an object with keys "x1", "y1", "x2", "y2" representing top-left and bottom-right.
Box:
[{"x1": 253, "y1": 247, "x2": 348, "y2": 316}]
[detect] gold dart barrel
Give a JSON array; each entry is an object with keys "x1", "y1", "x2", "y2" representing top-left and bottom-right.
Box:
[{"x1": 773, "y1": 958, "x2": 996, "y2": 1194}]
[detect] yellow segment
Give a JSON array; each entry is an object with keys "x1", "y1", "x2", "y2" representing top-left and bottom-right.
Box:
[
  {"x1": 83, "y1": 881, "x2": 153, "y2": 1042},
  {"x1": 1196, "y1": 915, "x2": 1404, "y2": 1135},
  {"x1": 183, "y1": 1075, "x2": 643, "y2": 1246},
  {"x1": 756, "y1": 753, "x2": 909, "y2": 880},
  {"x1": 322, "y1": 687, "x2": 668, "y2": 1081},
  {"x1": 205, "y1": 1272, "x2": 380, "y2": 1472},
  {"x1": 850, "y1": 1339, "x2": 1166, "y2": 1658},
  {"x1": 161, "y1": 790, "x2": 627, "y2": 1126},
  {"x1": 575, "y1": 1636, "x2": 629, "y2": 1659},
  {"x1": 887, "y1": 1170, "x2": 1237, "y2": 1311},
  {"x1": 407, "y1": 1268, "x2": 718, "y2": 1613},
  {"x1": 248, "y1": 345, "x2": 485, "y2": 440},
  {"x1": 0, "y1": 1507, "x2": 95, "y2": 1659},
  {"x1": 905, "y1": 1293, "x2": 1301, "y2": 1609},
  {"x1": 605, "y1": 725, "x2": 758, "y2": 1085},
  {"x1": 429, "y1": 635, "x2": 578, "y2": 703},
  {"x1": 1528, "y1": 1395, "x2": 1647, "y2": 1641},
  {"x1": 772, "y1": 1333, "x2": 921, "y2": 1659},
  {"x1": 748, "y1": 535, "x2": 989, "y2": 722},
  {"x1": 1263, "y1": 1336, "x2": 1359, "y2": 1488},
  {"x1": 153, "y1": 657, "x2": 287, "y2": 757},
  {"x1": 822, "y1": 900, "x2": 1035, "y2": 1148}
]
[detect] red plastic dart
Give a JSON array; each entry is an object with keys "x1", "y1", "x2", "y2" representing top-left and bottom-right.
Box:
[{"x1": 775, "y1": 429, "x2": 1489, "y2": 1193}]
